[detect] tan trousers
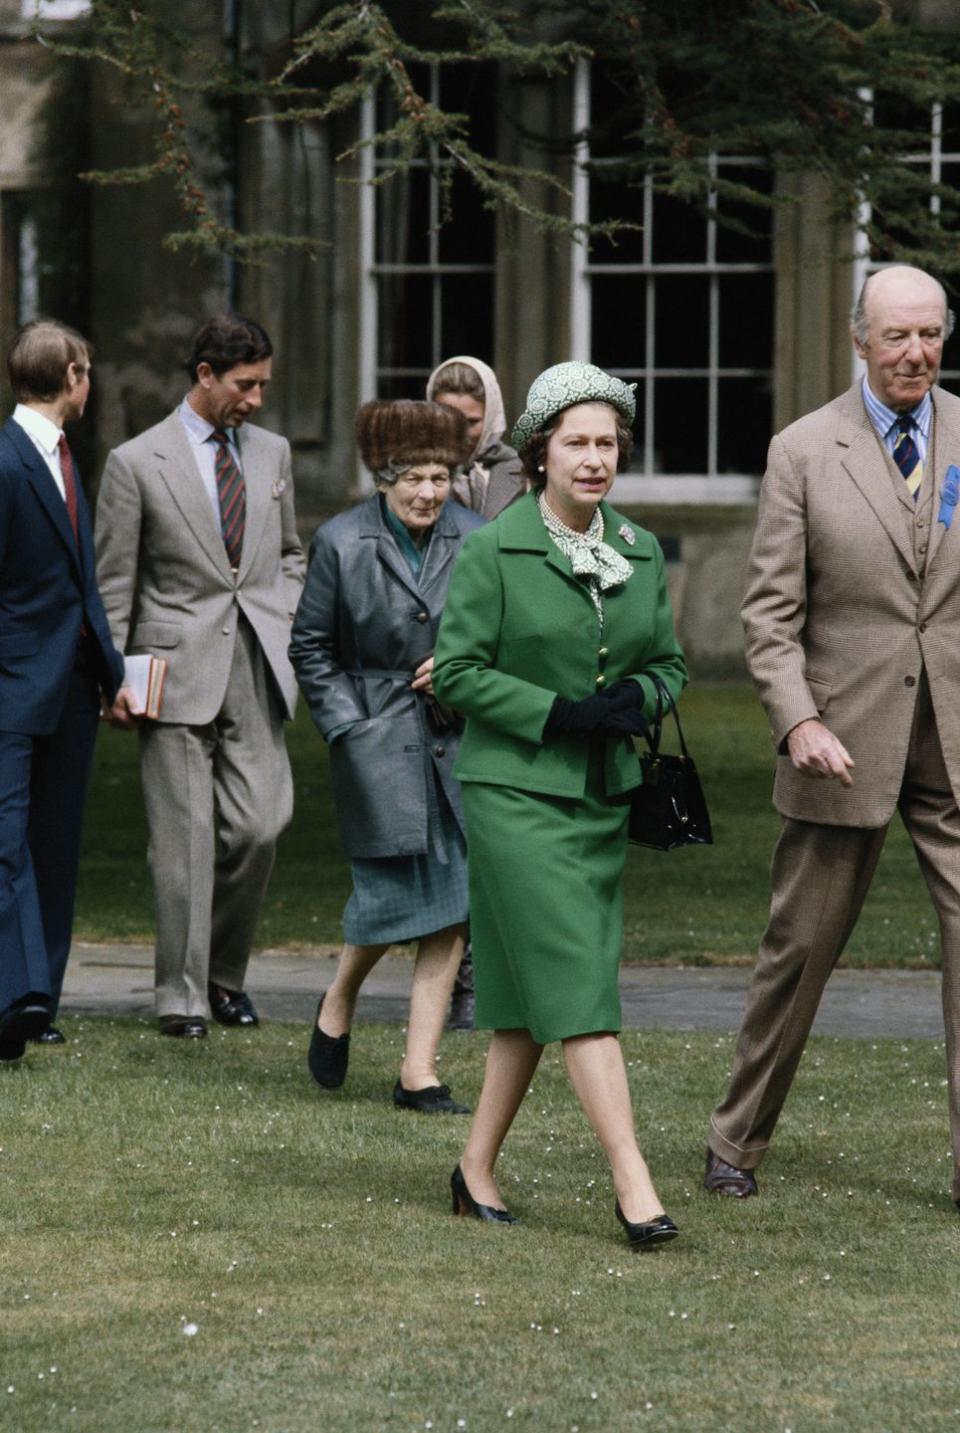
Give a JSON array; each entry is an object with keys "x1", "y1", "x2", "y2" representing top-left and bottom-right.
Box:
[
  {"x1": 710, "y1": 679, "x2": 960, "y2": 1200},
  {"x1": 139, "y1": 619, "x2": 294, "y2": 1018}
]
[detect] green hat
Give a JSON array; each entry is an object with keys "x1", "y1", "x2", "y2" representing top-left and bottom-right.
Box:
[{"x1": 511, "y1": 361, "x2": 637, "y2": 453}]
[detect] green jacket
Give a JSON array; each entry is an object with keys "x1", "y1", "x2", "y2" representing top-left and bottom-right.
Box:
[{"x1": 433, "y1": 492, "x2": 687, "y2": 798}]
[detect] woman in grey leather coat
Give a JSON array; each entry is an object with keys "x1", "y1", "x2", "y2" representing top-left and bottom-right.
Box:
[{"x1": 289, "y1": 400, "x2": 483, "y2": 1113}]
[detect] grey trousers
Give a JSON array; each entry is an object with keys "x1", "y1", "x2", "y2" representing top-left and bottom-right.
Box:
[
  {"x1": 139, "y1": 620, "x2": 294, "y2": 1017},
  {"x1": 709, "y1": 680, "x2": 960, "y2": 1200}
]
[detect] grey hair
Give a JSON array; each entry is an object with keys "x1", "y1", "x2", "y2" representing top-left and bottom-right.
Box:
[
  {"x1": 851, "y1": 270, "x2": 956, "y2": 345},
  {"x1": 374, "y1": 459, "x2": 414, "y2": 487}
]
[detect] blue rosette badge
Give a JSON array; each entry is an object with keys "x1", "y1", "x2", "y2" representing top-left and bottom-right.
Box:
[
  {"x1": 939, "y1": 464, "x2": 960, "y2": 527},
  {"x1": 939, "y1": 465, "x2": 960, "y2": 529}
]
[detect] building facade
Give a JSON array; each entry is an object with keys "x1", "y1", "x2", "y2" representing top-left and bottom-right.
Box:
[{"x1": 1, "y1": 0, "x2": 958, "y2": 674}]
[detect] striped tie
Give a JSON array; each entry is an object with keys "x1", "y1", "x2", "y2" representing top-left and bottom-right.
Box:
[
  {"x1": 892, "y1": 415, "x2": 923, "y2": 500},
  {"x1": 211, "y1": 429, "x2": 245, "y2": 569}
]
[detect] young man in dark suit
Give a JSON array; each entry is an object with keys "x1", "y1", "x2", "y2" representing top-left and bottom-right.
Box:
[{"x1": 0, "y1": 321, "x2": 123, "y2": 1058}]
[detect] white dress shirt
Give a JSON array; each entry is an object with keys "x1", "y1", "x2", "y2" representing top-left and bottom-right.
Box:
[{"x1": 12, "y1": 403, "x2": 67, "y2": 501}]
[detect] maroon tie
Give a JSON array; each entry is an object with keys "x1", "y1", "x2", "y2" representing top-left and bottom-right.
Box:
[
  {"x1": 211, "y1": 429, "x2": 246, "y2": 569},
  {"x1": 57, "y1": 433, "x2": 79, "y2": 546},
  {"x1": 58, "y1": 433, "x2": 87, "y2": 637}
]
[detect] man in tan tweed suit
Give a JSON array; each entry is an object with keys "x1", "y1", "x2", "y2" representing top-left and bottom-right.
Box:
[{"x1": 705, "y1": 266, "x2": 960, "y2": 1213}]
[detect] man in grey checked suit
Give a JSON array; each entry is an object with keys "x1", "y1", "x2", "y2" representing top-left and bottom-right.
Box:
[
  {"x1": 705, "y1": 266, "x2": 960, "y2": 1212},
  {"x1": 96, "y1": 315, "x2": 305, "y2": 1038}
]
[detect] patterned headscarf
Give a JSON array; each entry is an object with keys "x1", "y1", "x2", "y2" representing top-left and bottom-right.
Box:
[{"x1": 512, "y1": 361, "x2": 637, "y2": 453}]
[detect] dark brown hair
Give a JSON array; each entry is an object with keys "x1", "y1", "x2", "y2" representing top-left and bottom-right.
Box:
[
  {"x1": 355, "y1": 400, "x2": 470, "y2": 478},
  {"x1": 431, "y1": 360, "x2": 485, "y2": 404},
  {"x1": 186, "y1": 314, "x2": 272, "y2": 383},
  {"x1": 521, "y1": 405, "x2": 634, "y2": 487},
  {"x1": 7, "y1": 320, "x2": 92, "y2": 403}
]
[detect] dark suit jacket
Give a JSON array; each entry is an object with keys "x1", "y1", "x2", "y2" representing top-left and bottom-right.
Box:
[{"x1": 0, "y1": 417, "x2": 122, "y2": 735}]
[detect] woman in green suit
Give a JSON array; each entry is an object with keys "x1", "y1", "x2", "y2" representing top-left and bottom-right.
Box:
[{"x1": 433, "y1": 362, "x2": 687, "y2": 1249}]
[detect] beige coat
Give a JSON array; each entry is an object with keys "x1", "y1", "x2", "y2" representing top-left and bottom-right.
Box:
[
  {"x1": 95, "y1": 411, "x2": 305, "y2": 724},
  {"x1": 743, "y1": 381, "x2": 960, "y2": 828}
]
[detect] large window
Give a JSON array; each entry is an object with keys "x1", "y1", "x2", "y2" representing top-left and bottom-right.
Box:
[
  {"x1": 359, "y1": 63, "x2": 496, "y2": 406},
  {"x1": 570, "y1": 62, "x2": 774, "y2": 501},
  {"x1": 1, "y1": 188, "x2": 87, "y2": 331}
]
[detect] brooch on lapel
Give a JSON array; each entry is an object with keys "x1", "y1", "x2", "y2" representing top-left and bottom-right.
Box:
[
  {"x1": 938, "y1": 465, "x2": 960, "y2": 530},
  {"x1": 271, "y1": 478, "x2": 287, "y2": 499},
  {"x1": 618, "y1": 523, "x2": 635, "y2": 546}
]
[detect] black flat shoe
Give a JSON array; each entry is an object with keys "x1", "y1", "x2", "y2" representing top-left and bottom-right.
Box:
[
  {"x1": 393, "y1": 1080, "x2": 470, "y2": 1114},
  {"x1": 615, "y1": 1200, "x2": 680, "y2": 1251},
  {"x1": 208, "y1": 982, "x2": 259, "y2": 1027},
  {"x1": 308, "y1": 994, "x2": 349, "y2": 1089},
  {"x1": 450, "y1": 1165, "x2": 519, "y2": 1224}
]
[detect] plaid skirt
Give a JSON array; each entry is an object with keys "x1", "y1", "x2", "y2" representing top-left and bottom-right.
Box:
[{"x1": 342, "y1": 784, "x2": 468, "y2": 945}]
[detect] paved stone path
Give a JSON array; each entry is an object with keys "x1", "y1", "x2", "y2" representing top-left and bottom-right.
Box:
[{"x1": 61, "y1": 943, "x2": 945, "y2": 1040}]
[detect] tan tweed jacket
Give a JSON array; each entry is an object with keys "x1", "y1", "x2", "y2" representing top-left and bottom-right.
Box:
[{"x1": 743, "y1": 381, "x2": 960, "y2": 828}]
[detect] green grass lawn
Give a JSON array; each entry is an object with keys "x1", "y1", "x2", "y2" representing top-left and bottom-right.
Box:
[
  {"x1": 4, "y1": 1020, "x2": 960, "y2": 1431},
  {"x1": 76, "y1": 685, "x2": 942, "y2": 967}
]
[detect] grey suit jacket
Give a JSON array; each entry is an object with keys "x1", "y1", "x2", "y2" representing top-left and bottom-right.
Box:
[
  {"x1": 95, "y1": 410, "x2": 305, "y2": 724},
  {"x1": 743, "y1": 381, "x2": 960, "y2": 828},
  {"x1": 290, "y1": 493, "x2": 484, "y2": 859}
]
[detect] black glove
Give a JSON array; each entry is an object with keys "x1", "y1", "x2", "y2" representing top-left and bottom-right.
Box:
[{"x1": 543, "y1": 679, "x2": 649, "y2": 740}]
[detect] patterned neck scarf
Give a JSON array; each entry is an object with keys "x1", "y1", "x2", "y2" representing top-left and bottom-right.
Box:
[{"x1": 537, "y1": 492, "x2": 632, "y2": 628}]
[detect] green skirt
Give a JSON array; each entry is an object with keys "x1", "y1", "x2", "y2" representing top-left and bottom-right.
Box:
[{"x1": 462, "y1": 760, "x2": 630, "y2": 1045}]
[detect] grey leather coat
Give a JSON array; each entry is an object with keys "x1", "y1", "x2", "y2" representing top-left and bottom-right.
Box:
[{"x1": 290, "y1": 493, "x2": 484, "y2": 859}]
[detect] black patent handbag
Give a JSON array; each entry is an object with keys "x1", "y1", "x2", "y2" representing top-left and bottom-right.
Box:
[{"x1": 628, "y1": 676, "x2": 713, "y2": 851}]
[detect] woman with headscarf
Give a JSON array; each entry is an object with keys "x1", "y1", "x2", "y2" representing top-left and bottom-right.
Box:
[
  {"x1": 427, "y1": 356, "x2": 526, "y2": 520},
  {"x1": 433, "y1": 362, "x2": 688, "y2": 1248},
  {"x1": 290, "y1": 399, "x2": 483, "y2": 1113},
  {"x1": 427, "y1": 357, "x2": 527, "y2": 1028}
]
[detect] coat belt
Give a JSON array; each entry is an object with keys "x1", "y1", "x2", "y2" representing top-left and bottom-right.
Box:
[{"x1": 344, "y1": 667, "x2": 414, "y2": 682}]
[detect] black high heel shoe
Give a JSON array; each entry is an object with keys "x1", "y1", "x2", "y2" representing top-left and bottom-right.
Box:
[
  {"x1": 307, "y1": 994, "x2": 350, "y2": 1089},
  {"x1": 450, "y1": 1165, "x2": 520, "y2": 1224},
  {"x1": 615, "y1": 1200, "x2": 679, "y2": 1250}
]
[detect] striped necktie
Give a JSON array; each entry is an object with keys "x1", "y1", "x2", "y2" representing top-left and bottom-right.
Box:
[
  {"x1": 892, "y1": 415, "x2": 923, "y2": 500},
  {"x1": 211, "y1": 429, "x2": 245, "y2": 569}
]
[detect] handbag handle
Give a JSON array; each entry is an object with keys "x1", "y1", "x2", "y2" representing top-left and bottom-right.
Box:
[{"x1": 644, "y1": 674, "x2": 691, "y2": 761}]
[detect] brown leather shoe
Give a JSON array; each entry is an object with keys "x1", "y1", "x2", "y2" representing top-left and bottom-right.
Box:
[{"x1": 703, "y1": 1147, "x2": 758, "y2": 1198}]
